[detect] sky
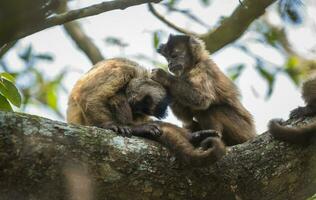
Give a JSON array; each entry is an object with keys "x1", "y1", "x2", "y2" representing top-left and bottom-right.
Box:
[{"x1": 3, "y1": 0, "x2": 316, "y2": 133}]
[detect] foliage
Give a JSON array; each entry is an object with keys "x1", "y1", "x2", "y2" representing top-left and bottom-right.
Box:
[
  {"x1": 0, "y1": 44, "x2": 67, "y2": 118},
  {"x1": 0, "y1": 72, "x2": 22, "y2": 111}
]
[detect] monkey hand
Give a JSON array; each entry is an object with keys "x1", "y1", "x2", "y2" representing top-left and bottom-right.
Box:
[
  {"x1": 151, "y1": 68, "x2": 172, "y2": 87},
  {"x1": 102, "y1": 123, "x2": 133, "y2": 137},
  {"x1": 132, "y1": 123, "x2": 162, "y2": 138}
]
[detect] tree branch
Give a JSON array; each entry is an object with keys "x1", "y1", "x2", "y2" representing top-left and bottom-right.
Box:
[
  {"x1": 0, "y1": 41, "x2": 17, "y2": 59},
  {"x1": 3, "y1": 0, "x2": 162, "y2": 45},
  {"x1": 149, "y1": 0, "x2": 277, "y2": 54},
  {"x1": 201, "y1": 0, "x2": 277, "y2": 53},
  {"x1": 147, "y1": 3, "x2": 198, "y2": 36},
  {"x1": 59, "y1": 1, "x2": 104, "y2": 65},
  {"x1": 0, "y1": 111, "x2": 315, "y2": 199}
]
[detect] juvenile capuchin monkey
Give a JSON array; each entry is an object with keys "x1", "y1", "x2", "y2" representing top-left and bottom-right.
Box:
[
  {"x1": 269, "y1": 75, "x2": 316, "y2": 145},
  {"x1": 151, "y1": 34, "x2": 256, "y2": 146},
  {"x1": 67, "y1": 58, "x2": 226, "y2": 166}
]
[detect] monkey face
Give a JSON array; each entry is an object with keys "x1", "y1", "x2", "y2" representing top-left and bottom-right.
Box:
[
  {"x1": 158, "y1": 35, "x2": 194, "y2": 75},
  {"x1": 126, "y1": 78, "x2": 169, "y2": 119}
]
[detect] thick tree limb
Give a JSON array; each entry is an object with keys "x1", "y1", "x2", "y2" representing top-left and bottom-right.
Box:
[
  {"x1": 3, "y1": 0, "x2": 162, "y2": 45},
  {"x1": 0, "y1": 111, "x2": 315, "y2": 200},
  {"x1": 0, "y1": 41, "x2": 17, "y2": 59},
  {"x1": 149, "y1": 0, "x2": 277, "y2": 54},
  {"x1": 59, "y1": 1, "x2": 104, "y2": 65},
  {"x1": 201, "y1": 0, "x2": 277, "y2": 53}
]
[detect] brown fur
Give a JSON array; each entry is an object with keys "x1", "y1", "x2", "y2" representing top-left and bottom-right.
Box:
[
  {"x1": 67, "y1": 58, "x2": 226, "y2": 166},
  {"x1": 152, "y1": 35, "x2": 256, "y2": 146},
  {"x1": 269, "y1": 75, "x2": 316, "y2": 145}
]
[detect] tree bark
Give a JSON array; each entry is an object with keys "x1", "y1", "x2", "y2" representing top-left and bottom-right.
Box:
[{"x1": 0, "y1": 111, "x2": 315, "y2": 200}]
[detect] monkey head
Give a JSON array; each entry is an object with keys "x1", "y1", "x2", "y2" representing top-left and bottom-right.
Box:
[
  {"x1": 157, "y1": 34, "x2": 208, "y2": 75},
  {"x1": 126, "y1": 78, "x2": 169, "y2": 119}
]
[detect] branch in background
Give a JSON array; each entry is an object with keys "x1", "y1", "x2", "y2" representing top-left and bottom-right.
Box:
[
  {"x1": 201, "y1": 0, "x2": 277, "y2": 53},
  {"x1": 149, "y1": 0, "x2": 277, "y2": 54},
  {"x1": 0, "y1": 41, "x2": 17, "y2": 59},
  {"x1": 63, "y1": 22, "x2": 104, "y2": 64},
  {"x1": 160, "y1": 3, "x2": 210, "y2": 29},
  {"x1": 0, "y1": 111, "x2": 315, "y2": 199},
  {"x1": 148, "y1": 3, "x2": 198, "y2": 36},
  {"x1": 3, "y1": 0, "x2": 162, "y2": 45},
  {"x1": 59, "y1": 1, "x2": 104, "y2": 65}
]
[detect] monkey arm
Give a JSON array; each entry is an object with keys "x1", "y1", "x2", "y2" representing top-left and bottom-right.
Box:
[{"x1": 151, "y1": 68, "x2": 215, "y2": 110}]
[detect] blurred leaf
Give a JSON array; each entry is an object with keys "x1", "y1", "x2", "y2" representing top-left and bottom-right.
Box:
[
  {"x1": 153, "y1": 31, "x2": 160, "y2": 49},
  {"x1": 19, "y1": 45, "x2": 32, "y2": 62},
  {"x1": 263, "y1": 29, "x2": 279, "y2": 48},
  {"x1": 0, "y1": 78, "x2": 22, "y2": 107},
  {"x1": 46, "y1": 84, "x2": 57, "y2": 110},
  {"x1": 278, "y1": 0, "x2": 304, "y2": 25},
  {"x1": 35, "y1": 53, "x2": 54, "y2": 61},
  {"x1": 167, "y1": 0, "x2": 177, "y2": 7},
  {"x1": 227, "y1": 64, "x2": 245, "y2": 81},
  {"x1": 284, "y1": 56, "x2": 300, "y2": 85},
  {"x1": 255, "y1": 59, "x2": 276, "y2": 98},
  {"x1": 0, "y1": 72, "x2": 15, "y2": 82},
  {"x1": 200, "y1": 0, "x2": 211, "y2": 6},
  {"x1": 104, "y1": 37, "x2": 128, "y2": 48},
  {"x1": 0, "y1": 94, "x2": 12, "y2": 111}
]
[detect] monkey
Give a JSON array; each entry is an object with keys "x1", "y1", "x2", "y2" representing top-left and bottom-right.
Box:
[
  {"x1": 269, "y1": 74, "x2": 316, "y2": 145},
  {"x1": 151, "y1": 34, "x2": 256, "y2": 146},
  {"x1": 67, "y1": 58, "x2": 226, "y2": 166}
]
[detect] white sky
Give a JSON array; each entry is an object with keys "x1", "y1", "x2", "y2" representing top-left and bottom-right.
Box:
[{"x1": 3, "y1": 0, "x2": 316, "y2": 133}]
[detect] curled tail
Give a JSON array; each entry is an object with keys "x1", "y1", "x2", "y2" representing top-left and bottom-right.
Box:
[
  {"x1": 158, "y1": 122, "x2": 226, "y2": 167},
  {"x1": 268, "y1": 119, "x2": 316, "y2": 145}
]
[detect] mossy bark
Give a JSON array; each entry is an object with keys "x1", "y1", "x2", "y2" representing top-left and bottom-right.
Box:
[{"x1": 0, "y1": 111, "x2": 315, "y2": 200}]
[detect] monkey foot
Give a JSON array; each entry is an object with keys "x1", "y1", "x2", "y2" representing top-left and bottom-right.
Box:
[
  {"x1": 132, "y1": 123, "x2": 162, "y2": 138},
  {"x1": 190, "y1": 130, "x2": 222, "y2": 147}
]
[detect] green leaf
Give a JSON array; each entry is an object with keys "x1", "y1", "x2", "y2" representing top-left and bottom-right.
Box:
[
  {"x1": 0, "y1": 78, "x2": 22, "y2": 107},
  {"x1": 46, "y1": 84, "x2": 58, "y2": 110},
  {"x1": 255, "y1": 60, "x2": 275, "y2": 98},
  {"x1": 153, "y1": 32, "x2": 160, "y2": 49},
  {"x1": 0, "y1": 72, "x2": 15, "y2": 82},
  {"x1": 19, "y1": 45, "x2": 33, "y2": 62},
  {"x1": 284, "y1": 56, "x2": 300, "y2": 85},
  {"x1": 0, "y1": 94, "x2": 13, "y2": 111},
  {"x1": 227, "y1": 64, "x2": 245, "y2": 81}
]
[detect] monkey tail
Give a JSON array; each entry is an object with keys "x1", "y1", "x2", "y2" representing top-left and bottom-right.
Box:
[
  {"x1": 185, "y1": 137, "x2": 226, "y2": 167},
  {"x1": 268, "y1": 119, "x2": 316, "y2": 144},
  {"x1": 158, "y1": 123, "x2": 226, "y2": 167}
]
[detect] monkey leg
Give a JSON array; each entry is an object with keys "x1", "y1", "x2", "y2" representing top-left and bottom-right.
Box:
[
  {"x1": 195, "y1": 107, "x2": 255, "y2": 146},
  {"x1": 152, "y1": 122, "x2": 226, "y2": 167}
]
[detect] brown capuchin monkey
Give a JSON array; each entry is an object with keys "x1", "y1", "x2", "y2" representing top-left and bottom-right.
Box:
[
  {"x1": 269, "y1": 74, "x2": 316, "y2": 145},
  {"x1": 151, "y1": 34, "x2": 256, "y2": 146},
  {"x1": 67, "y1": 58, "x2": 226, "y2": 166}
]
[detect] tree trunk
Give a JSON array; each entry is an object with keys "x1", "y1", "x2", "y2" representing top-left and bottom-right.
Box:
[{"x1": 0, "y1": 111, "x2": 315, "y2": 200}]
